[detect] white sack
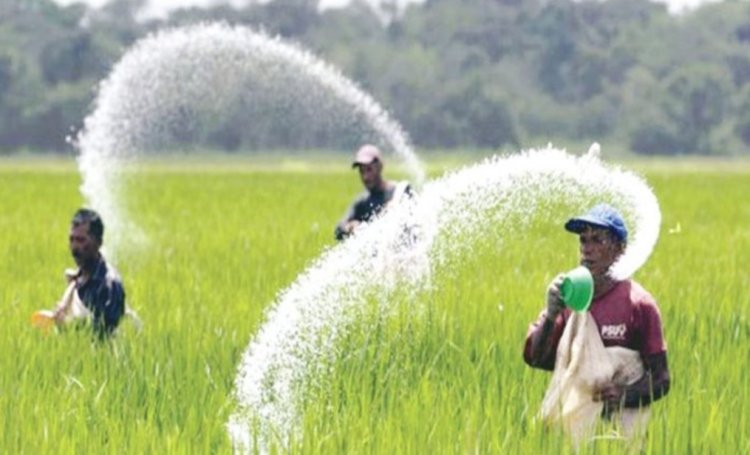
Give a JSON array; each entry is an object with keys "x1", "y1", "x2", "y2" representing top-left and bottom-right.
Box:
[
  {"x1": 540, "y1": 312, "x2": 650, "y2": 445},
  {"x1": 55, "y1": 281, "x2": 92, "y2": 323}
]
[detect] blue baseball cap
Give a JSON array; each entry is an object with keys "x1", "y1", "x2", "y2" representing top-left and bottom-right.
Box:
[{"x1": 564, "y1": 204, "x2": 628, "y2": 242}]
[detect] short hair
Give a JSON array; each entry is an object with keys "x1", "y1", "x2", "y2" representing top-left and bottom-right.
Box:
[{"x1": 71, "y1": 208, "x2": 104, "y2": 243}]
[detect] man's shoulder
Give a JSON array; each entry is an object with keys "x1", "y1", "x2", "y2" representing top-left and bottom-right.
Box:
[
  {"x1": 598, "y1": 280, "x2": 657, "y2": 309},
  {"x1": 627, "y1": 279, "x2": 656, "y2": 303},
  {"x1": 351, "y1": 190, "x2": 371, "y2": 204},
  {"x1": 387, "y1": 180, "x2": 413, "y2": 201},
  {"x1": 616, "y1": 279, "x2": 659, "y2": 314},
  {"x1": 99, "y1": 259, "x2": 125, "y2": 289}
]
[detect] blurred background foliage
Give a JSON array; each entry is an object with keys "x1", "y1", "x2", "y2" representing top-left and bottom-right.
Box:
[{"x1": 1, "y1": 0, "x2": 750, "y2": 155}]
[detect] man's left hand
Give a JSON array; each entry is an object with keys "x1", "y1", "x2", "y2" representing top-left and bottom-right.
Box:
[{"x1": 593, "y1": 383, "x2": 624, "y2": 410}]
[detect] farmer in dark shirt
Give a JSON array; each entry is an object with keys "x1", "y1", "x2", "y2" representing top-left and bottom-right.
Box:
[
  {"x1": 54, "y1": 208, "x2": 126, "y2": 338},
  {"x1": 523, "y1": 204, "x2": 670, "y2": 414},
  {"x1": 334, "y1": 144, "x2": 411, "y2": 240}
]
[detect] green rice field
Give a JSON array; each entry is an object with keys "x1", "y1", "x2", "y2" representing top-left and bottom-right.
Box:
[{"x1": 0, "y1": 156, "x2": 748, "y2": 453}]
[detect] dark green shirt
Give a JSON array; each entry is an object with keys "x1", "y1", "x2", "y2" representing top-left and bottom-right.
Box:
[{"x1": 335, "y1": 182, "x2": 412, "y2": 240}]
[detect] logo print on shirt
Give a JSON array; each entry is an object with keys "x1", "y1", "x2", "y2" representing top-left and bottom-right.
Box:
[{"x1": 601, "y1": 324, "x2": 627, "y2": 340}]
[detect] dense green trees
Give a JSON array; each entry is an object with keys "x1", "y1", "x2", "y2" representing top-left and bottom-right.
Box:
[{"x1": 1, "y1": 0, "x2": 749, "y2": 154}]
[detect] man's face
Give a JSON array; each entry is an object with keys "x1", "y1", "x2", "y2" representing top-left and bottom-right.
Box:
[
  {"x1": 578, "y1": 226, "x2": 624, "y2": 278},
  {"x1": 69, "y1": 222, "x2": 100, "y2": 268},
  {"x1": 358, "y1": 160, "x2": 382, "y2": 192}
]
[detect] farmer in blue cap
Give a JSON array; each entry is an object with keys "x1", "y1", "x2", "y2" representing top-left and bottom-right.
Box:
[{"x1": 523, "y1": 204, "x2": 670, "y2": 417}]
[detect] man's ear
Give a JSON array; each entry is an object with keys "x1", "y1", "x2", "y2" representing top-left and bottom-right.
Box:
[{"x1": 616, "y1": 240, "x2": 626, "y2": 255}]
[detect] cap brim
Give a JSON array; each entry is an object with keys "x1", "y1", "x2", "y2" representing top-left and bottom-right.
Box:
[
  {"x1": 351, "y1": 159, "x2": 377, "y2": 168},
  {"x1": 564, "y1": 216, "x2": 610, "y2": 234}
]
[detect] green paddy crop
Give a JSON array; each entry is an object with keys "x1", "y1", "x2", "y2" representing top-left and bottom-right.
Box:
[{"x1": 0, "y1": 157, "x2": 747, "y2": 453}]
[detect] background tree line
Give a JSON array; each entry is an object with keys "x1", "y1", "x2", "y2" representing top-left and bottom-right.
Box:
[{"x1": 2, "y1": 0, "x2": 750, "y2": 155}]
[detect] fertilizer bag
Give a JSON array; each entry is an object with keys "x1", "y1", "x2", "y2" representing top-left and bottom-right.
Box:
[{"x1": 540, "y1": 312, "x2": 650, "y2": 444}]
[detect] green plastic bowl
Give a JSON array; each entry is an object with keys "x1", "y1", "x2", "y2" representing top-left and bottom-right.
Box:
[{"x1": 560, "y1": 266, "x2": 594, "y2": 312}]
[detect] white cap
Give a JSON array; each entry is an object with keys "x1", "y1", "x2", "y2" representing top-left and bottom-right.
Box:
[{"x1": 352, "y1": 144, "x2": 382, "y2": 167}]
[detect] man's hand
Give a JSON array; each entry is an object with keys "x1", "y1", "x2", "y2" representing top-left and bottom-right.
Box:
[
  {"x1": 593, "y1": 383, "x2": 625, "y2": 415},
  {"x1": 546, "y1": 274, "x2": 566, "y2": 319},
  {"x1": 344, "y1": 220, "x2": 361, "y2": 235},
  {"x1": 52, "y1": 305, "x2": 66, "y2": 324}
]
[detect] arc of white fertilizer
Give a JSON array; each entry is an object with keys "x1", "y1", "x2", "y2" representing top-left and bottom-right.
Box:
[
  {"x1": 228, "y1": 146, "x2": 661, "y2": 451},
  {"x1": 75, "y1": 23, "x2": 424, "y2": 261}
]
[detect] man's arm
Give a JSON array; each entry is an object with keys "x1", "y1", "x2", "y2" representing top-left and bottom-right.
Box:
[
  {"x1": 523, "y1": 274, "x2": 567, "y2": 370},
  {"x1": 334, "y1": 198, "x2": 361, "y2": 241},
  {"x1": 335, "y1": 220, "x2": 359, "y2": 241},
  {"x1": 523, "y1": 311, "x2": 565, "y2": 370},
  {"x1": 622, "y1": 351, "x2": 670, "y2": 407},
  {"x1": 595, "y1": 351, "x2": 670, "y2": 411},
  {"x1": 624, "y1": 296, "x2": 670, "y2": 407}
]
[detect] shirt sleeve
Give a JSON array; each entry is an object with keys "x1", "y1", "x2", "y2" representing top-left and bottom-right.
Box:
[
  {"x1": 636, "y1": 298, "x2": 667, "y2": 356},
  {"x1": 623, "y1": 351, "x2": 671, "y2": 408},
  {"x1": 523, "y1": 309, "x2": 568, "y2": 371}
]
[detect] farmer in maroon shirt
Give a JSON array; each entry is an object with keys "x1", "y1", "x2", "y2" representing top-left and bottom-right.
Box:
[{"x1": 523, "y1": 204, "x2": 670, "y2": 415}]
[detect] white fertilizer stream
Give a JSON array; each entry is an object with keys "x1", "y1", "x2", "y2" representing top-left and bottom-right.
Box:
[
  {"x1": 74, "y1": 23, "x2": 424, "y2": 261},
  {"x1": 68, "y1": 21, "x2": 660, "y2": 454},
  {"x1": 227, "y1": 146, "x2": 661, "y2": 451}
]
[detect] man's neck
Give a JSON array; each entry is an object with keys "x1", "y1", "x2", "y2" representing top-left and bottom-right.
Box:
[
  {"x1": 79, "y1": 255, "x2": 102, "y2": 281},
  {"x1": 371, "y1": 180, "x2": 392, "y2": 194},
  {"x1": 593, "y1": 274, "x2": 618, "y2": 299}
]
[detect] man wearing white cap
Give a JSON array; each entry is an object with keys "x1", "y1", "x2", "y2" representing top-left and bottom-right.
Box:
[{"x1": 334, "y1": 144, "x2": 411, "y2": 240}]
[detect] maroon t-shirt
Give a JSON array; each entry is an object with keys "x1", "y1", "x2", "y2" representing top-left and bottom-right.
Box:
[{"x1": 523, "y1": 279, "x2": 667, "y2": 370}]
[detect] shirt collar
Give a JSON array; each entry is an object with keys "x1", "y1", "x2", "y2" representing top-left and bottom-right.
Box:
[{"x1": 78, "y1": 256, "x2": 107, "y2": 285}]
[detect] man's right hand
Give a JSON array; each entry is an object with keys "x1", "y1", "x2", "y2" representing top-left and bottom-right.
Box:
[
  {"x1": 344, "y1": 220, "x2": 361, "y2": 235},
  {"x1": 52, "y1": 306, "x2": 66, "y2": 324},
  {"x1": 546, "y1": 274, "x2": 565, "y2": 319}
]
